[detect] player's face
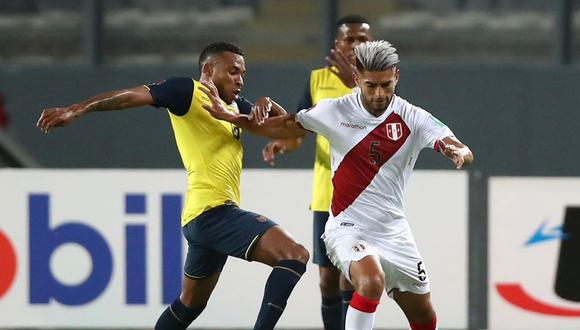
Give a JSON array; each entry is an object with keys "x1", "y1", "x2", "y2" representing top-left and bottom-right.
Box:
[
  {"x1": 211, "y1": 52, "x2": 246, "y2": 103},
  {"x1": 356, "y1": 66, "x2": 399, "y2": 116},
  {"x1": 335, "y1": 23, "x2": 372, "y2": 64}
]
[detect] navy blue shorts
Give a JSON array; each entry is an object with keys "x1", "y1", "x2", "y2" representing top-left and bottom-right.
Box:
[
  {"x1": 313, "y1": 211, "x2": 333, "y2": 267},
  {"x1": 182, "y1": 204, "x2": 277, "y2": 279}
]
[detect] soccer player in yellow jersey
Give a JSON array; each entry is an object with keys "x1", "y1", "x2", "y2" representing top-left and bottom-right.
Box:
[
  {"x1": 37, "y1": 42, "x2": 309, "y2": 330},
  {"x1": 261, "y1": 15, "x2": 372, "y2": 330}
]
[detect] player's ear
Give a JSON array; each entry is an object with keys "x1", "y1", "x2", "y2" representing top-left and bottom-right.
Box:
[
  {"x1": 395, "y1": 67, "x2": 400, "y2": 82},
  {"x1": 353, "y1": 71, "x2": 360, "y2": 86},
  {"x1": 202, "y1": 62, "x2": 214, "y2": 77}
]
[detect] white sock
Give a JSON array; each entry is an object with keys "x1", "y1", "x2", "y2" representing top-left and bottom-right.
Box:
[{"x1": 345, "y1": 305, "x2": 376, "y2": 330}]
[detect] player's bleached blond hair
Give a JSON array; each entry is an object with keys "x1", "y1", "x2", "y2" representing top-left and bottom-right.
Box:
[{"x1": 354, "y1": 40, "x2": 399, "y2": 72}]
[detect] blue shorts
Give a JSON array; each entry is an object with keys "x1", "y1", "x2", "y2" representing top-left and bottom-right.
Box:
[
  {"x1": 182, "y1": 204, "x2": 277, "y2": 279},
  {"x1": 313, "y1": 211, "x2": 334, "y2": 267}
]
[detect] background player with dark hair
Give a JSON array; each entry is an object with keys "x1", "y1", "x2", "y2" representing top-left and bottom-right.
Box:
[
  {"x1": 37, "y1": 41, "x2": 309, "y2": 330},
  {"x1": 260, "y1": 15, "x2": 372, "y2": 330}
]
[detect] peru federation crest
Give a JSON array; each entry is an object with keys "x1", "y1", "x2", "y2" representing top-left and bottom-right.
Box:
[{"x1": 386, "y1": 122, "x2": 403, "y2": 141}]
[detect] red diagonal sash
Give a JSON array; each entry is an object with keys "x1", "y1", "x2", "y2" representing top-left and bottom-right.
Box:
[{"x1": 331, "y1": 113, "x2": 410, "y2": 217}]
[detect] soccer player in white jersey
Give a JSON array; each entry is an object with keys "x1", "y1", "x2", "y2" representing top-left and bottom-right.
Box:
[{"x1": 201, "y1": 40, "x2": 474, "y2": 330}]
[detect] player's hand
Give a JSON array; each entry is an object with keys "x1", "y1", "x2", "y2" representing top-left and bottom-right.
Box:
[
  {"x1": 199, "y1": 80, "x2": 239, "y2": 123},
  {"x1": 249, "y1": 97, "x2": 272, "y2": 125},
  {"x1": 436, "y1": 139, "x2": 465, "y2": 169},
  {"x1": 326, "y1": 47, "x2": 357, "y2": 88},
  {"x1": 37, "y1": 106, "x2": 81, "y2": 133},
  {"x1": 262, "y1": 139, "x2": 286, "y2": 166}
]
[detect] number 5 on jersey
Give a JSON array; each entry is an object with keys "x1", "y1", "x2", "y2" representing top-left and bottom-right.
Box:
[{"x1": 369, "y1": 141, "x2": 382, "y2": 165}]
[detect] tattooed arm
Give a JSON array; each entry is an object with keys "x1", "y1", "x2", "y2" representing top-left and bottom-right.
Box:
[{"x1": 37, "y1": 86, "x2": 153, "y2": 133}]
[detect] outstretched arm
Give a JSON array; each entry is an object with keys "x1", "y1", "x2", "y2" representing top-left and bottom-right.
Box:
[
  {"x1": 260, "y1": 78, "x2": 312, "y2": 165},
  {"x1": 436, "y1": 136, "x2": 474, "y2": 169},
  {"x1": 37, "y1": 86, "x2": 153, "y2": 133},
  {"x1": 249, "y1": 97, "x2": 287, "y2": 124},
  {"x1": 262, "y1": 137, "x2": 304, "y2": 166},
  {"x1": 199, "y1": 80, "x2": 308, "y2": 139}
]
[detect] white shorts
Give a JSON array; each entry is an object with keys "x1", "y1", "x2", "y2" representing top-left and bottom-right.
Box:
[{"x1": 322, "y1": 220, "x2": 430, "y2": 298}]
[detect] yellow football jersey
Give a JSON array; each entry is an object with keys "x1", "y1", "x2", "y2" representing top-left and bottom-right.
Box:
[
  {"x1": 147, "y1": 77, "x2": 247, "y2": 226},
  {"x1": 307, "y1": 67, "x2": 354, "y2": 212}
]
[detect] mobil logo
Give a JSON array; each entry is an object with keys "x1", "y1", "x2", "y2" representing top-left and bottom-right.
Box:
[
  {"x1": 0, "y1": 226, "x2": 17, "y2": 300},
  {"x1": 0, "y1": 192, "x2": 183, "y2": 306}
]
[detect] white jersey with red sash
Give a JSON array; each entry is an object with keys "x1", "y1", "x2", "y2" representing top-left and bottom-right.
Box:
[
  {"x1": 296, "y1": 92, "x2": 452, "y2": 235},
  {"x1": 296, "y1": 92, "x2": 453, "y2": 293}
]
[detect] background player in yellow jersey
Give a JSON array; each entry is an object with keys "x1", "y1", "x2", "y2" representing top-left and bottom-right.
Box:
[
  {"x1": 260, "y1": 15, "x2": 372, "y2": 330},
  {"x1": 37, "y1": 41, "x2": 309, "y2": 330}
]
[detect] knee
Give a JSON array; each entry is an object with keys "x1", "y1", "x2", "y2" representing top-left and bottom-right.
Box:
[
  {"x1": 352, "y1": 273, "x2": 385, "y2": 300},
  {"x1": 180, "y1": 288, "x2": 195, "y2": 308},
  {"x1": 294, "y1": 243, "x2": 310, "y2": 264},
  {"x1": 280, "y1": 243, "x2": 310, "y2": 264}
]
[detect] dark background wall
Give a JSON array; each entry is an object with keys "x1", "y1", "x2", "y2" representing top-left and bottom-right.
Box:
[{"x1": 2, "y1": 61, "x2": 579, "y2": 176}]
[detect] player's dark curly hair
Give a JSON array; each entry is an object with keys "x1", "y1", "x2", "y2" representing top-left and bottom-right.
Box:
[
  {"x1": 198, "y1": 41, "x2": 244, "y2": 73},
  {"x1": 336, "y1": 14, "x2": 370, "y2": 31}
]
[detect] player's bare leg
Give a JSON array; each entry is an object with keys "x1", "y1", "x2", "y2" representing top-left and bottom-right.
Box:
[
  {"x1": 345, "y1": 255, "x2": 384, "y2": 330},
  {"x1": 340, "y1": 273, "x2": 354, "y2": 294},
  {"x1": 319, "y1": 266, "x2": 340, "y2": 303},
  {"x1": 180, "y1": 272, "x2": 222, "y2": 307},
  {"x1": 155, "y1": 272, "x2": 222, "y2": 330},
  {"x1": 249, "y1": 226, "x2": 310, "y2": 330},
  {"x1": 250, "y1": 225, "x2": 309, "y2": 265},
  {"x1": 393, "y1": 289, "x2": 437, "y2": 330}
]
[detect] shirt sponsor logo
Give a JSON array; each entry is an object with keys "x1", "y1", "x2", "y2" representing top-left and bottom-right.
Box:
[
  {"x1": 352, "y1": 243, "x2": 366, "y2": 252},
  {"x1": 386, "y1": 122, "x2": 403, "y2": 141},
  {"x1": 232, "y1": 126, "x2": 241, "y2": 140},
  {"x1": 255, "y1": 215, "x2": 268, "y2": 223},
  {"x1": 340, "y1": 122, "x2": 367, "y2": 130}
]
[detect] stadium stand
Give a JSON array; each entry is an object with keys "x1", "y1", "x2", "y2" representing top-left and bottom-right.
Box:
[{"x1": 0, "y1": 0, "x2": 577, "y2": 65}]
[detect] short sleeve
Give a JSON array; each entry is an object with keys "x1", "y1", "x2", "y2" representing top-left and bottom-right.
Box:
[
  {"x1": 295, "y1": 99, "x2": 333, "y2": 137},
  {"x1": 414, "y1": 107, "x2": 454, "y2": 149},
  {"x1": 235, "y1": 97, "x2": 254, "y2": 115},
  {"x1": 146, "y1": 77, "x2": 194, "y2": 116},
  {"x1": 295, "y1": 80, "x2": 312, "y2": 113}
]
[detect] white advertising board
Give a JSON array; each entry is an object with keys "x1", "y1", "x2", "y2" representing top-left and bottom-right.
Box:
[
  {"x1": 0, "y1": 169, "x2": 467, "y2": 328},
  {"x1": 489, "y1": 177, "x2": 580, "y2": 330}
]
